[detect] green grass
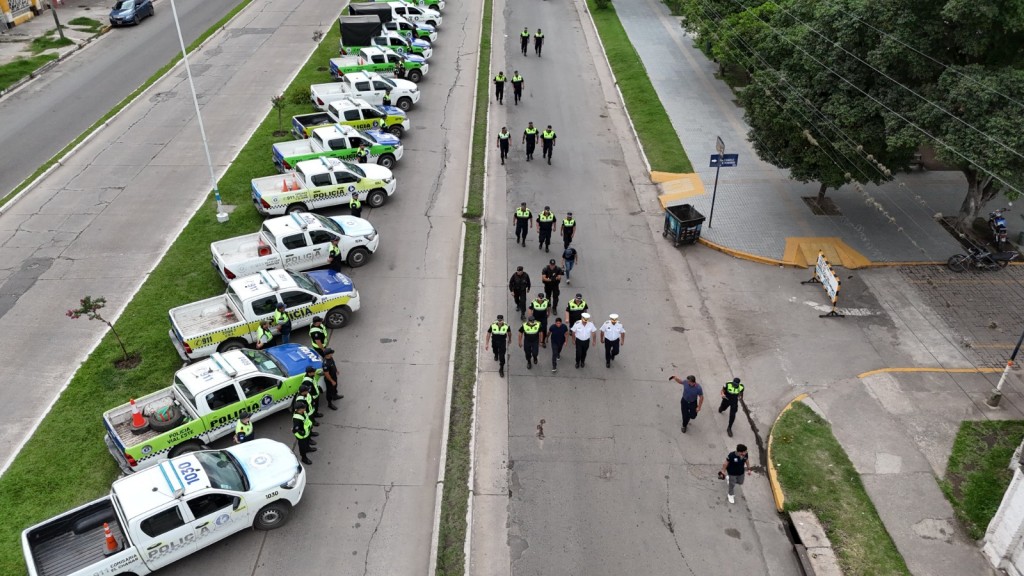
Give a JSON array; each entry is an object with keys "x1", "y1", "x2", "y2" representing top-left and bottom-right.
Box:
[
  {"x1": 941, "y1": 420, "x2": 1024, "y2": 540},
  {"x1": 1, "y1": 0, "x2": 253, "y2": 207},
  {"x1": 772, "y1": 403, "x2": 910, "y2": 575},
  {"x1": 0, "y1": 54, "x2": 58, "y2": 92},
  {"x1": 434, "y1": 0, "x2": 490, "y2": 572},
  {"x1": 29, "y1": 33, "x2": 75, "y2": 55},
  {"x1": 586, "y1": 1, "x2": 693, "y2": 173},
  {"x1": 67, "y1": 17, "x2": 104, "y2": 34}
]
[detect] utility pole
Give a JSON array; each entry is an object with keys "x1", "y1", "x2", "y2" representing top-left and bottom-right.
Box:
[{"x1": 49, "y1": 1, "x2": 65, "y2": 41}]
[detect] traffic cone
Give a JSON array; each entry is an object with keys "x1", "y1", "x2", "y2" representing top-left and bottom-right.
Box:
[
  {"x1": 281, "y1": 178, "x2": 288, "y2": 192},
  {"x1": 102, "y1": 522, "x2": 121, "y2": 556},
  {"x1": 129, "y1": 398, "x2": 149, "y2": 435},
  {"x1": 291, "y1": 177, "x2": 300, "y2": 191}
]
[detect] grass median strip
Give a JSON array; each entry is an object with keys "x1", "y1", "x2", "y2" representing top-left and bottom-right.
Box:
[
  {"x1": 0, "y1": 53, "x2": 59, "y2": 92},
  {"x1": 772, "y1": 403, "x2": 910, "y2": 575},
  {"x1": 0, "y1": 12, "x2": 341, "y2": 573},
  {"x1": 942, "y1": 420, "x2": 1024, "y2": 540},
  {"x1": 435, "y1": 0, "x2": 491, "y2": 572},
  {"x1": 586, "y1": 0, "x2": 692, "y2": 173}
]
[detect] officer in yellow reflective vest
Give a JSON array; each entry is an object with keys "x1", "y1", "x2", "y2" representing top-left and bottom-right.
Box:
[
  {"x1": 308, "y1": 316, "x2": 328, "y2": 356},
  {"x1": 356, "y1": 143, "x2": 369, "y2": 164},
  {"x1": 328, "y1": 238, "x2": 343, "y2": 273},
  {"x1": 255, "y1": 319, "x2": 274, "y2": 350},
  {"x1": 529, "y1": 292, "x2": 550, "y2": 347},
  {"x1": 523, "y1": 122, "x2": 538, "y2": 161},
  {"x1": 565, "y1": 293, "x2": 588, "y2": 326},
  {"x1": 534, "y1": 29, "x2": 544, "y2": 57},
  {"x1": 349, "y1": 195, "x2": 362, "y2": 218},
  {"x1": 273, "y1": 303, "x2": 292, "y2": 344},
  {"x1": 484, "y1": 314, "x2": 510, "y2": 377},
  {"x1": 541, "y1": 125, "x2": 556, "y2": 165},
  {"x1": 497, "y1": 126, "x2": 511, "y2": 165},
  {"x1": 718, "y1": 377, "x2": 745, "y2": 437},
  {"x1": 234, "y1": 412, "x2": 253, "y2": 444},
  {"x1": 303, "y1": 366, "x2": 323, "y2": 422},
  {"x1": 292, "y1": 402, "x2": 314, "y2": 465},
  {"x1": 511, "y1": 71, "x2": 524, "y2": 105},
  {"x1": 537, "y1": 206, "x2": 556, "y2": 252},
  {"x1": 518, "y1": 315, "x2": 542, "y2": 369},
  {"x1": 493, "y1": 71, "x2": 506, "y2": 104},
  {"x1": 520, "y1": 27, "x2": 530, "y2": 56},
  {"x1": 513, "y1": 202, "x2": 532, "y2": 247},
  {"x1": 561, "y1": 212, "x2": 576, "y2": 248}
]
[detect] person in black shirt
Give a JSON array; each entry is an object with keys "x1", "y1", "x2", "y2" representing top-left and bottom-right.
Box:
[
  {"x1": 547, "y1": 317, "x2": 568, "y2": 372},
  {"x1": 721, "y1": 444, "x2": 751, "y2": 504},
  {"x1": 508, "y1": 266, "x2": 532, "y2": 320},
  {"x1": 323, "y1": 348, "x2": 342, "y2": 409},
  {"x1": 540, "y1": 259, "x2": 564, "y2": 311},
  {"x1": 484, "y1": 315, "x2": 510, "y2": 377}
]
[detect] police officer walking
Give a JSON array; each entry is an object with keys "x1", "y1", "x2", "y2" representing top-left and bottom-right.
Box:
[
  {"x1": 541, "y1": 125, "x2": 556, "y2": 165},
  {"x1": 322, "y1": 348, "x2": 343, "y2": 409},
  {"x1": 493, "y1": 71, "x2": 506, "y2": 104},
  {"x1": 308, "y1": 315, "x2": 328, "y2": 356},
  {"x1": 537, "y1": 206, "x2": 556, "y2": 252},
  {"x1": 570, "y1": 312, "x2": 598, "y2": 368},
  {"x1": 513, "y1": 202, "x2": 532, "y2": 246},
  {"x1": 292, "y1": 401, "x2": 315, "y2": 465},
  {"x1": 518, "y1": 314, "x2": 542, "y2": 369},
  {"x1": 529, "y1": 292, "x2": 551, "y2": 347},
  {"x1": 534, "y1": 28, "x2": 544, "y2": 56},
  {"x1": 561, "y1": 211, "x2": 576, "y2": 248},
  {"x1": 718, "y1": 377, "x2": 745, "y2": 437},
  {"x1": 508, "y1": 266, "x2": 532, "y2": 320},
  {"x1": 548, "y1": 317, "x2": 568, "y2": 372},
  {"x1": 497, "y1": 126, "x2": 511, "y2": 165},
  {"x1": 565, "y1": 293, "x2": 588, "y2": 326},
  {"x1": 540, "y1": 258, "x2": 564, "y2": 311},
  {"x1": 523, "y1": 122, "x2": 538, "y2": 161},
  {"x1": 484, "y1": 314, "x2": 510, "y2": 377},
  {"x1": 511, "y1": 71, "x2": 524, "y2": 105},
  {"x1": 234, "y1": 412, "x2": 254, "y2": 444},
  {"x1": 273, "y1": 303, "x2": 292, "y2": 344},
  {"x1": 349, "y1": 195, "x2": 363, "y2": 218},
  {"x1": 599, "y1": 313, "x2": 625, "y2": 368},
  {"x1": 520, "y1": 27, "x2": 530, "y2": 56}
]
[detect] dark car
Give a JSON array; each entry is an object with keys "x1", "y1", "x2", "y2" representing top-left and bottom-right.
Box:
[{"x1": 109, "y1": 0, "x2": 154, "y2": 26}]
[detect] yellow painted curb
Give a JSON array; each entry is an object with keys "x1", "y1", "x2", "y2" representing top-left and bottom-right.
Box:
[
  {"x1": 650, "y1": 171, "x2": 688, "y2": 184},
  {"x1": 857, "y1": 366, "x2": 1004, "y2": 378},
  {"x1": 767, "y1": 393, "x2": 809, "y2": 512},
  {"x1": 698, "y1": 237, "x2": 803, "y2": 268}
]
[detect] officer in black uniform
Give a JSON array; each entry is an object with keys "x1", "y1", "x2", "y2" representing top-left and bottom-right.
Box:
[
  {"x1": 534, "y1": 28, "x2": 544, "y2": 57},
  {"x1": 540, "y1": 259, "x2": 564, "y2": 311},
  {"x1": 382, "y1": 90, "x2": 392, "y2": 107},
  {"x1": 536, "y1": 206, "x2": 556, "y2": 252},
  {"x1": 292, "y1": 401, "x2": 314, "y2": 465},
  {"x1": 323, "y1": 348, "x2": 342, "y2": 409},
  {"x1": 511, "y1": 71, "x2": 524, "y2": 105},
  {"x1": 484, "y1": 315, "x2": 510, "y2": 377},
  {"x1": 541, "y1": 125, "x2": 556, "y2": 165},
  {"x1": 520, "y1": 27, "x2": 530, "y2": 56},
  {"x1": 565, "y1": 293, "x2": 588, "y2": 326},
  {"x1": 518, "y1": 315, "x2": 542, "y2": 369},
  {"x1": 308, "y1": 315, "x2": 327, "y2": 356},
  {"x1": 561, "y1": 211, "x2": 576, "y2": 248},
  {"x1": 493, "y1": 71, "x2": 506, "y2": 104},
  {"x1": 529, "y1": 292, "x2": 551, "y2": 347},
  {"x1": 356, "y1": 143, "x2": 369, "y2": 163},
  {"x1": 718, "y1": 377, "x2": 745, "y2": 437},
  {"x1": 508, "y1": 266, "x2": 532, "y2": 320},
  {"x1": 513, "y1": 202, "x2": 532, "y2": 246},
  {"x1": 234, "y1": 412, "x2": 254, "y2": 444},
  {"x1": 497, "y1": 126, "x2": 511, "y2": 165},
  {"x1": 522, "y1": 122, "x2": 538, "y2": 161},
  {"x1": 328, "y1": 238, "x2": 343, "y2": 273},
  {"x1": 302, "y1": 366, "x2": 323, "y2": 423},
  {"x1": 349, "y1": 195, "x2": 363, "y2": 218}
]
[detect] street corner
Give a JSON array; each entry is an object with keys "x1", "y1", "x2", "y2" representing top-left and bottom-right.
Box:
[{"x1": 766, "y1": 392, "x2": 808, "y2": 512}]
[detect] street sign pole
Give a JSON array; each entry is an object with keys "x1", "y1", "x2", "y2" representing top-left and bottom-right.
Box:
[{"x1": 708, "y1": 159, "x2": 721, "y2": 228}]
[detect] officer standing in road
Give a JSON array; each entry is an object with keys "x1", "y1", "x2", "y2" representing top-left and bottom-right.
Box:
[
  {"x1": 518, "y1": 314, "x2": 542, "y2": 369},
  {"x1": 565, "y1": 293, "x2": 588, "y2": 326},
  {"x1": 511, "y1": 71, "x2": 524, "y2": 105},
  {"x1": 323, "y1": 348, "x2": 343, "y2": 410},
  {"x1": 523, "y1": 122, "x2": 538, "y2": 161},
  {"x1": 513, "y1": 202, "x2": 532, "y2": 246},
  {"x1": 570, "y1": 313, "x2": 598, "y2": 368},
  {"x1": 234, "y1": 412, "x2": 254, "y2": 444},
  {"x1": 534, "y1": 28, "x2": 544, "y2": 57},
  {"x1": 302, "y1": 366, "x2": 323, "y2": 423},
  {"x1": 292, "y1": 384, "x2": 318, "y2": 438},
  {"x1": 349, "y1": 195, "x2": 363, "y2": 218},
  {"x1": 395, "y1": 58, "x2": 406, "y2": 79},
  {"x1": 561, "y1": 211, "x2": 576, "y2": 248},
  {"x1": 484, "y1": 314, "x2": 510, "y2": 377},
  {"x1": 520, "y1": 26, "x2": 530, "y2": 56},
  {"x1": 308, "y1": 315, "x2": 328, "y2": 356},
  {"x1": 508, "y1": 266, "x2": 532, "y2": 320},
  {"x1": 540, "y1": 258, "x2": 564, "y2": 311},
  {"x1": 255, "y1": 319, "x2": 274, "y2": 350},
  {"x1": 497, "y1": 126, "x2": 511, "y2": 165},
  {"x1": 548, "y1": 317, "x2": 568, "y2": 372},
  {"x1": 382, "y1": 90, "x2": 392, "y2": 107},
  {"x1": 537, "y1": 206, "x2": 556, "y2": 252},
  {"x1": 718, "y1": 377, "x2": 745, "y2": 437},
  {"x1": 328, "y1": 237, "x2": 344, "y2": 273},
  {"x1": 493, "y1": 70, "x2": 507, "y2": 104},
  {"x1": 529, "y1": 292, "x2": 551, "y2": 348},
  {"x1": 541, "y1": 125, "x2": 556, "y2": 165},
  {"x1": 273, "y1": 303, "x2": 292, "y2": 344},
  {"x1": 292, "y1": 401, "x2": 314, "y2": 465},
  {"x1": 599, "y1": 313, "x2": 625, "y2": 368},
  {"x1": 356, "y1": 143, "x2": 369, "y2": 163}
]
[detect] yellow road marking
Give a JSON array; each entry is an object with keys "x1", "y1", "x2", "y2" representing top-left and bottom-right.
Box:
[{"x1": 767, "y1": 393, "x2": 808, "y2": 512}]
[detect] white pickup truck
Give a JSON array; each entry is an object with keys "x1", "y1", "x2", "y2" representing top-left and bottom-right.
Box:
[
  {"x1": 169, "y1": 268, "x2": 360, "y2": 361},
  {"x1": 310, "y1": 71, "x2": 420, "y2": 111},
  {"x1": 252, "y1": 157, "x2": 396, "y2": 216},
  {"x1": 384, "y1": 1, "x2": 442, "y2": 27},
  {"x1": 211, "y1": 211, "x2": 379, "y2": 283},
  {"x1": 22, "y1": 440, "x2": 305, "y2": 576},
  {"x1": 274, "y1": 124, "x2": 403, "y2": 172}
]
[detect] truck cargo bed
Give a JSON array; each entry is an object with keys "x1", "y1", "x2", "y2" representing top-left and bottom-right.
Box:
[
  {"x1": 25, "y1": 499, "x2": 126, "y2": 576},
  {"x1": 104, "y1": 388, "x2": 186, "y2": 449},
  {"x1": 170, "y1": 298, "x2": 239, "y2": 335}
]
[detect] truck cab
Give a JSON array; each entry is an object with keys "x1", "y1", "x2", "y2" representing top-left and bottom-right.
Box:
[
  {"x1": 329, "y1": 97, "x2": 410, "y2": 137},
  {"x1": 386, "y1": 2, "x2": 442, "y2": 27}
]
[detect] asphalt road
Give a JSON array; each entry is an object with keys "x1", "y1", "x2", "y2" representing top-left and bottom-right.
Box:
[{"x1": 0, "y1": 0, "x2": 247, "y2": 198}]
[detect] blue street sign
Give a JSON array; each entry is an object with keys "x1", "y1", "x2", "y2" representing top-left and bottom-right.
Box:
[{"x1": 709, "y1": 153, "x2": 739, "y2": 168}]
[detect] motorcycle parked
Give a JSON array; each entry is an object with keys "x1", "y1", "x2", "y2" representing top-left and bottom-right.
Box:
[
  {"x1": 989, "y1": 207, "x2": 1010, "y2": 249},
  {"x1": 947, "y1": 246, "x2": 1019, "y2": 272}
]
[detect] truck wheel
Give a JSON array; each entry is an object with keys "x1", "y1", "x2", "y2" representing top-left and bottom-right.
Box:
[
  {"x1": 426, "y1": 20, "x2": 437, "y2": 27},
  {"x1": 169, "y1": 440, "x2": 204, "y2": 458},
  {"x1": 367, "y1": 189, "x2": 387, "y2": 208},
  {"x1": 218, "y1": 338, "x2": 247, "y2": 353},
  {"x1": 397, "y1": 97, "x2": 413, "y2": 111},
  {"x1": 149, "y1": 404, "x2": 186, "y2": 432},
  {"x1": 286, "y1": 203, "x2": 309, "y2": 214},
  {"x1": 254, "y1": 502, "x2": 292, "y2": 530},
  {"x1": 378, "y1": 154, "x2": 397, "y2": 169},
  {"x1": 325, "y1": 306, "x2": 352, "y2": 329},
  {"x1": 407, "y1": 69, "x2": 423, "y2": 83},
  {"x1": 347, "y1": 247, "x2": 370, "y2": 268}
]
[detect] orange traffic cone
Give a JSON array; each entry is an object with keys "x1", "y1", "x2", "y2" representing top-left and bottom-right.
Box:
[
  {"x1": 291, "y1": 177, "x2": 300, "y2": 191},
  {"x1": 129, "y1": 398, "x2": 149, "y2": 435},
  {"x1": 102, "y1": 522, "x2": 121, "y2": 556},
  {"x1": 281, "y1": 178, "x2": 288, "y2": 192}
]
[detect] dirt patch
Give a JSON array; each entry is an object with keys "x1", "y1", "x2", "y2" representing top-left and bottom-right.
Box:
[
  {"x1": 802, "y1": 196, "x2": 841, "y2": 216},
  {"x1": 114, "y1": 352, "x2": 141, "y2": 370}
]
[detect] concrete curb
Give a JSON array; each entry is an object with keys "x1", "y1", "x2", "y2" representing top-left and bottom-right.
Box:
[
  {"x1": 858, "y1": 366, "x2": 1005, "y2": 378},
  {"x1": 766, "y1": 392, "x2": 808, "y2": 512},
  {"x1": 699, "y1": 237, "x2": 804, "y2": 268}
]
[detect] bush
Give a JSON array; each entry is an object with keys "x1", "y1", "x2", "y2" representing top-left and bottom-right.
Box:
[{"x1": 594, "y1": 0, "x2": 611, "y2": 9}]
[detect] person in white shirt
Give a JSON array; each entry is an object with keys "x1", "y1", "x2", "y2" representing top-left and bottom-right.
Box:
[
  {"x1": 570, "y1": 312, "x2": 598, "y2": 368},
  {"x1": 599, "y1": 314, "x2": 625, "y2": 368}
]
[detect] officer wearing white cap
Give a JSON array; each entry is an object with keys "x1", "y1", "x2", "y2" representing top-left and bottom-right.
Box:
[
  {"x1": 599, "y1": 314, "x2": 626, "y2": 368},
  {"x1": 570, "y1": 312, "x2": 598, "y2": 368}
]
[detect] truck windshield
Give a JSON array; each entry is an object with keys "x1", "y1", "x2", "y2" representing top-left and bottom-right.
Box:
[
  {"x1": 239, "y1": 349, "x2": 285, "y2": 377},
  {"x1": 174, "y1": 377, "x2": 197, "y2": 408},
  {"x1": 312, "y1": 213, "x2": 346, "y2": 236},
  {"x1": 290, "y1": 271, "x2": 323, "y2": 295},
  {"x1": 195, "y1": 451, "x2": 248, "y2": 492},
  {"x1": 340, "y1": 161, "x2": 366, "y2": 178}
]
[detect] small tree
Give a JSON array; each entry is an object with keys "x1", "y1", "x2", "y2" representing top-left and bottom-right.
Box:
[
  {"x1": 67, "y1": 296, "x2": 131, "y2": 363},
  {"x1": 271, "y1": 94, "x2": 286, "y2": 134}
]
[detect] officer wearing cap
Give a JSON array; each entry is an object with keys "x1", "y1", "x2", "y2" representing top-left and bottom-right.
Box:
[
  {"x1": 302, "y1": 366, "x2": 323, "y2": 423},
  {"x1": 323, "y1": 348, "x2": 343, "y2": 410},
  {"x1": 292, "y1": 383, "x2": 319, "y2": 438},
  {"x1": 349, "y1": 195, "x2": 363, "y2": 219},
  {"x1": 561, "y1": 212, "x2": 576, "y2": 248},
  {"x1": 599, "y1": 314, "x2": 626, "y2": 368},
  {"x1": 537, "y1": 206, "x2": 556, "y2": 252},
  {"x1": 255, "y1": 319, "x2": 274, "y2": 350},
  {"x1": 328, "y1": 237, "x2": 344, "y2": 273},
  {"x1": 292, "y1": 401, "x2": 315, "y2": 465},
  {"x1": 273, "y1": 303, "x2": 292, "y2": 344},
  {"x1": 518, "y1": 313, "x2": 542, "y2": 369},
  {"x1": 529, "y1": 292, "x2": 551, "y2": 348},
  {"x1": 308, "y1": 316, "x2": 328, "y2": 356},
  {"x1": 484, "y1": 315, "x2": 510, "y2": 377},
  {"x1": 234, "y1": 412, "x2": 254, "y2": 444},
  {"x1": 513, "y1": 202, "x2": 532, "y2": 247},
  {"x1": 718, "y1": 377, "x2": 745, "y2": 437},
  {"x1": 540, "y1": 259, "x2": 564, "y2": 311},
  {"x1": 570, "y1": 312, "x2": 598, "y2": 368},
  {"x1": 508, "y1": 265, "x2": 532, "y2": 320},
  {"x1": 565, "y1": 293, "x2": 588, "y2": 326}
]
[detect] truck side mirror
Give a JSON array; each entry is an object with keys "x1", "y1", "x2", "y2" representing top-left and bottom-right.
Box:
[
  {"x1": 276, "y1": 381, "x2": 283, "y2": 389},
  {"x1": 232, "y1": 496, "x2": 242, "y2": 511}
]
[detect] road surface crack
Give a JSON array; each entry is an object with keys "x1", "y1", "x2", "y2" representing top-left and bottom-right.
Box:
[
  {"x1": 661, "y1": 475, "x2": 697, "y2": 575},
  {"x1": 363, "y1": 482, "x2": 394, "y2": 576}
]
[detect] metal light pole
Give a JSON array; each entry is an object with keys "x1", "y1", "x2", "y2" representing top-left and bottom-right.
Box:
[
  {"x1": 168, "y1": 0, "x2": 226, "y2": 222},
  {"x1": 988, "y1": 328, "x2": 1024, "y2": 408}
]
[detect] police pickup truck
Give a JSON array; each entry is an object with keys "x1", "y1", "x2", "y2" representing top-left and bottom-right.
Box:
[
  {"x1": 348, "y1": 3, "x2": 437, "y2": 42},
  {"x1": 252, "y1": 157, "x2": 396, "y2": 216},
  {"x1": 292, "y1": 96, "x2": 410, "y2": 139},
  {"x1": 330, "y1": 46, "x2": 428, "y2": 83},
  {"x1": 169, "y1": 268, "x2": 359, "y2": 361},
  {"x1": 339, "y1": 15, "x2": 433, "y2": 59},
  {"x1": 211, "y1": 211, "x2": 379, "y2": 283},
  {"x1": 22, "y1": 440, "x2": 305, "y2": 576},
  {"x1": 310, "y1": 71, "x2": 420, "y2": 112},
  {"x1": 275, "y1": 124, "x2": 403, "y2": 172},
  {"x1": 103, "y1": 345, "x2": 321, "y2": 473}
]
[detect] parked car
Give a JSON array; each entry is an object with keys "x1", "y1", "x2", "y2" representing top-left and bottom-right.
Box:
[{"x1": 109, "y1": 0, "x2": 154, "y2": 26}]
